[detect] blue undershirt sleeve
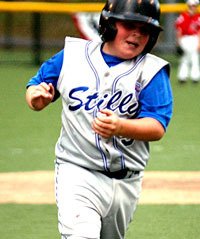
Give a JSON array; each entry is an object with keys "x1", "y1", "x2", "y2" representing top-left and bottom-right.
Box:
[
  {"x1": 137, "y1": 66, "x2": 173, "y2": 130},
  {"x1": 26, "y1": 50, "x2": 64, "y2": 101}
]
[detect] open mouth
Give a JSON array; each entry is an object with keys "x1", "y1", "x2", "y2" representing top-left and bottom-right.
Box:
[{"x1": 127, "y1": 41, "x2": 139, "y2": 48}]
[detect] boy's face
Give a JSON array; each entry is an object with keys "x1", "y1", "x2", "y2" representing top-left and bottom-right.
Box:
[{"x1": 104, "y1": 21, "x2": 150, "y2": 59}]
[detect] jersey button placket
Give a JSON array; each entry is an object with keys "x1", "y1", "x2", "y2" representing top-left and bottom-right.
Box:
[{"x1": 103, "y1": 71, "x2": 111, "y2": 87}]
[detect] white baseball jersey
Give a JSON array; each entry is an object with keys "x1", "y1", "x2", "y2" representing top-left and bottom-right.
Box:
[{"x1": 55, "y1": 37, "x2": 169, "y2": 172}]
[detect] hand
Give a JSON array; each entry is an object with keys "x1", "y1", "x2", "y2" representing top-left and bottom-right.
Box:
[
  {"x1": 26, "y1": 82, "x2": 55, "y2": 111},
  {"x1": 92, "y1": 109, "x2": 122, "y2": 138}
]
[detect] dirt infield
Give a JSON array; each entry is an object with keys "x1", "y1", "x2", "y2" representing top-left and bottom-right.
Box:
[{"x1": 0, "y1": 171, "x2": 200, "y2": 204}]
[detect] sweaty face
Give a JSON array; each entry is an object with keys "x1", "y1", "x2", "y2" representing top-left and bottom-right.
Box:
[{"x1": 103, "y1": 21, "x2": 150, "y2": 60}]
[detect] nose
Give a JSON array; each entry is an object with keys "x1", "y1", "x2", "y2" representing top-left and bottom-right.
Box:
[
  {"x1": 131, "y1": 27, "x2": 141, "y2": 36},
  {"x1": 132, "y1": 26, "x2": 149, "y2": 36}
]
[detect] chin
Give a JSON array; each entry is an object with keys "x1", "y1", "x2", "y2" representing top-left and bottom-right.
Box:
[{"x1": 120, "y1": 52, "x2": 138, "y2": 60}]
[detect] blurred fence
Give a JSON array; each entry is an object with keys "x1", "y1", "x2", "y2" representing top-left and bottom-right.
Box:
[{"x1": 0, "y1": 1, "x2": 190, "y2": 65}]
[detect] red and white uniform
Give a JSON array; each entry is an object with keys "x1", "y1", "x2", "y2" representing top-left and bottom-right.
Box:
[
  {"x1": 175, "y1": 9, "x2": 200, "y2": 81},
  {"x1": 175, "y1": 11, "x2": 200, "y2": 36}
]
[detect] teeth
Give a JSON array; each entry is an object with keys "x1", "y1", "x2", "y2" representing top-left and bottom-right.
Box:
[{"x1": 128, "y1": 42, "x2": 137, "y2": 47}]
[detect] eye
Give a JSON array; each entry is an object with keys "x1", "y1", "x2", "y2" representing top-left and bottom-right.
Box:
[
  {"x1": 120, "y1": 21, "x2": 150, "y2": 35},
  {"x1": 139, "y1": 26, "x2": 150, "y2": 35},
  {"x1": 123, "y1": 22, "x2": 135, "y2": 30}
]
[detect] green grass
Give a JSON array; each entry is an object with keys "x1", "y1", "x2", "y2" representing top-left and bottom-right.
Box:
[
  {"x1": 126, "y1": 204, "x2": 200, "y2": 239},
  {"x1": 1, "y1": 204, "x2": 200, "y2": 239},
  {"x1": 0, "y1": 50, "x2": 200, "y2": 172},
  {"x1": 0, "y1": 204, "x2": 60, "y2": 239}
]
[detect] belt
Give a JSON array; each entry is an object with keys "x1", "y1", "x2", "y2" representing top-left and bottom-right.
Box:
[{"x1": 98, "y1": 168, "x2": 139, "y2": 179}]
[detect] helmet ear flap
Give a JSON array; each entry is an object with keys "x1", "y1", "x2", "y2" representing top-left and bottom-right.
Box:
[
  {"x1": 143, "y1": 28, "x2": 160, "y2": 53},
  {"x1": 99, "y1": 14, "x2": 117, "y2": 42},
  {"x1": 144, "y1": 33, "x2": 159, "y2": 53}
]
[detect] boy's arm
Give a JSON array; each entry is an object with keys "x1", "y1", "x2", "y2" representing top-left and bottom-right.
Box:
[
  {"x1": 92, "y1": 109, "x2": 165, "y2": 141},
  {"x1": 26, "y1": 82, "x2": 55, "y2": 111},
  {"x1": 92, "y1": 67, "x2": 173, "y2": 142}
]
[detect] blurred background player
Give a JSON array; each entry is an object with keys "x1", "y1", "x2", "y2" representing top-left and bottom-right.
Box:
[
  {"x1": 175, "y1": 0, "x2": 200, "y2": 83},
  {"x1": 72, "y1": 12, "x2": 101, "y2": 41}
]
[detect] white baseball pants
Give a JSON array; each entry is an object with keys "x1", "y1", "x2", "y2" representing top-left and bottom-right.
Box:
[
  {"x1": 55, "y1": 162, "x2": 143, "y2": 239},
  {"x1": 178, "y1": 35, "x2": 200, "y2": 81}
]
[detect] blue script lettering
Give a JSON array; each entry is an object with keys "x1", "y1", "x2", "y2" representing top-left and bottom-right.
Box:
[
  {"x1": 68, "y1": 87, "x2": 138, "y2": 115},
  {"x1": 68, "y1": 86, "x2": 88, "y2": 111}
]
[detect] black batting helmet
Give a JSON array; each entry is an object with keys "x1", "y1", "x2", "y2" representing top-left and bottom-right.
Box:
[{"x1": 98, "y1": 0, "x2": 163, "y2": 53}]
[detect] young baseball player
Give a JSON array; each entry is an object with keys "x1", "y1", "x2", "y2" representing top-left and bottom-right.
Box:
[
  {"x1": 26, "y1": 0, "x2": 173, "y2": 238},
  {"x1": 175, "y1": 0, "x2": 200, "y2": 83}
]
